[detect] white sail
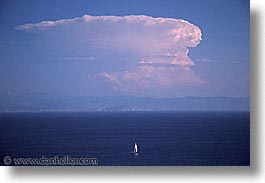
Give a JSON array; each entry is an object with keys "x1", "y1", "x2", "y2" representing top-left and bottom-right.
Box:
[{"x1": 134, "y1": 143, "x2": 138, "y2": 153}]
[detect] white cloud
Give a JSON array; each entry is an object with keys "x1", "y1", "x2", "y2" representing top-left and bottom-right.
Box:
[
  {"x1": 16, "y1": 14, "x2": 204, "y2": 91},
  {"x1": 63, "y1": 56, "x2": 95, "y2": 61},
  {"x1": 195, "y1": 58, "x2": 220, "y2": 63}
]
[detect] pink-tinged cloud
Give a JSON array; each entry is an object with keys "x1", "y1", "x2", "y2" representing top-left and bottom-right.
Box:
[
  {"x1": 101, "y1": 65, "x2": 206, "y2": 92},
  {"x1": 15, "y1": 14, "x2": 204, "y2": 92}
]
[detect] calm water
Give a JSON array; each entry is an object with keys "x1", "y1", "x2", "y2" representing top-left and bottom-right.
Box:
[{"x1": 0, "y1": 111, "x2": 250, "y2": 166}]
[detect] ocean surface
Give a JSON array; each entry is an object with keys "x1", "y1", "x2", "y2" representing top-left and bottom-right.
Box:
[{"x1": 0, "y1": 111, "x2": 250, "y2": 166}]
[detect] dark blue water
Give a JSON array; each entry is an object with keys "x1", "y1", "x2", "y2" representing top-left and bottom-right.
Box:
[{"x1": 0, "y1": 111, "x2": 250, "y2": 166}]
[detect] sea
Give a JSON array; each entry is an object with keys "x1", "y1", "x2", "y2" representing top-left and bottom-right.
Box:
[{"x1": 0, "y1": 111, "x2": 250, "y2": 166}]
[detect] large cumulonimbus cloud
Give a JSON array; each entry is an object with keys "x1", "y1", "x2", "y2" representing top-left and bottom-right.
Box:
[{"x1": 16, "y1": 14, "x2": 205, "y2": 92}]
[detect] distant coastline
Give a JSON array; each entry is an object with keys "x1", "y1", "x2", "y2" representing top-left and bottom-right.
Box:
[{"x1": 0, "y1": 94, "x2": 250, "y2": 112}]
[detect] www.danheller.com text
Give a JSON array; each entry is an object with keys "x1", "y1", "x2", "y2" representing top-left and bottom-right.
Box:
[{"x1": 3, "y1": 156, "x2": 98, "y2": 166}]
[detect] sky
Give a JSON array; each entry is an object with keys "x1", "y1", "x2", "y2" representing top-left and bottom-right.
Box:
[{"x1": 0, "y1": 0, "x2": 250, "y2": 98}]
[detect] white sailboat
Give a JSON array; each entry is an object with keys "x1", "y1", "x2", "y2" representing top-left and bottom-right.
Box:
[{"x1": 132, "y1": 143, "x2": 138, "y2": 155}]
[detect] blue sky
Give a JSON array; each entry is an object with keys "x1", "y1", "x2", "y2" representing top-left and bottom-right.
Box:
[{"x1": 0, "y1": 0, "x2": 249, "y2": 98}]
